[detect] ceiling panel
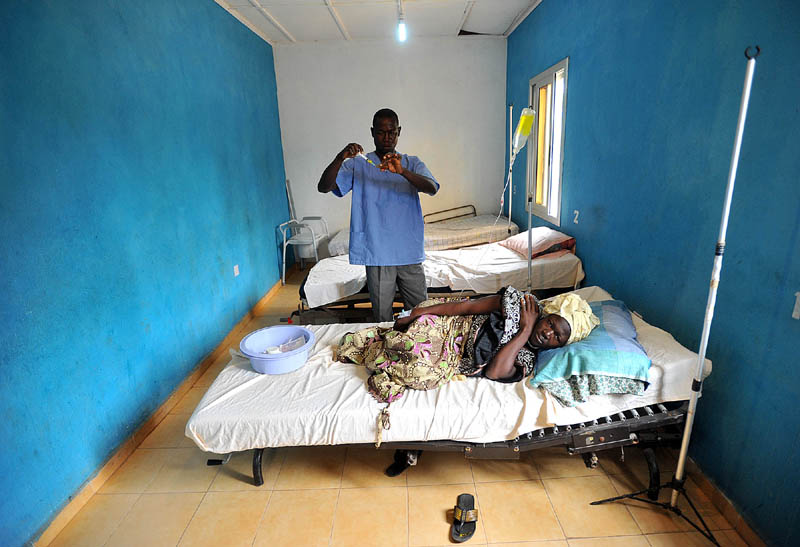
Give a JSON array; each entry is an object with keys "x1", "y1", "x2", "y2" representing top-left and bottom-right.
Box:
[
  {"x1": 463, "y1": 0, "x2": 532, "y2": 35},
  {"x1": 265, "y1": 4, "x2": 345, "y2": 42},
  {"x1": 231, "y1": 5, "x2": 291, "y2": 43},
  {"x1": 218, "y1": 0, "x2": 539, "y2": 43},
  {"x1": 404, "y1": 0, "x2": 470, "y2": 37},
  {"x1": 334, "y1": 2, "x2": 398, "y2": 41}
]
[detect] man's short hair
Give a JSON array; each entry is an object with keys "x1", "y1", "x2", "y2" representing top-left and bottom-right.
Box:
[{"x1": 373, "y1": 108, "x2": 399, "y2": 127}]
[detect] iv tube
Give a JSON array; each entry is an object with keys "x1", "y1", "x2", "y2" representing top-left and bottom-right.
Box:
[{"x1": 512, "y1": 107, "x2": 535, "y2": 157}]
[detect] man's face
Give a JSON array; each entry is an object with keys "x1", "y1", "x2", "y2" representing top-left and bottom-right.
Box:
[{"x1": 371, "y1": 117, "x2": 400, "y2": 155}]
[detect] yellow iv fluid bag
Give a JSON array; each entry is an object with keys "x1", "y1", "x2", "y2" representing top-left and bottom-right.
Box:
[{"x1": 512, "y1": 107, "x2": 535, "y2": 156}]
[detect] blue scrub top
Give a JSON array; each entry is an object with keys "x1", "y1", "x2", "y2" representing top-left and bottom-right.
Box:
[{"x1": 333, "y1": 151, "x2": 439, "y2": 266}]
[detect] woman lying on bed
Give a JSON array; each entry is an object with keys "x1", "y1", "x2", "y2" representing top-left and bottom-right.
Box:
[{"x1": 337, "y1": 287, "x2": 598, "y2": 403}]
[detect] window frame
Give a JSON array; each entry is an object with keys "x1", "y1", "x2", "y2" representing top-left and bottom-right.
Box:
[{"x1": 526, "y1": 57, "x2": 569, "y2": 227}]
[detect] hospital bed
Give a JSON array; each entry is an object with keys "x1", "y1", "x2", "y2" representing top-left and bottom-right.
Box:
[
  {"x1": 186, "y1": 286, "x2": 710, "y2": 490},
  {"x1": 295, "y1": 242, "x2": 584, "y2": 323},
  {"x1": 326, "y1": 204, "x2": 520, "y2": 257},
  {"x1": 299, "y1": 205, "x2": 579, "y2": 324}
]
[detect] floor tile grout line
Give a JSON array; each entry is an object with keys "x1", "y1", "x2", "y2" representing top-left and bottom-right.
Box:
[
  {"x1": 406, "y1": 480, "x2": 411, "y2": 547},
  {"x1": 93, "y1": 491, "x2": 142, "y2": 547},
  {"x1": 174, "y1": 490, "x2": 209, "y2": 547},
  {"x1": 600, "y1": 472, "x2": 648, "y2": 538},
  {"x1": 468, "y1": 459, "x2": 490, "y2": 545},
  {"x1": 540, "y1": 476, "x2": 569, "y2": 542},
  {"x1": 328, "y1": 487, "x2": 342, "y2": 546},
  {"x1": 250, "y1": 485, "x2": 275, "y2": 547}
]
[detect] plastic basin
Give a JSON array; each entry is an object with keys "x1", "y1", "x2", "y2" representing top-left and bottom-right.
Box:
[{"x1": 239, "y1": 325, "x2": 315, "y2": 374}]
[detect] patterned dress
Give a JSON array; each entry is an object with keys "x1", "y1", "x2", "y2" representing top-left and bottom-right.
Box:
[{"x1": 337, "y1": 287, "x2": 537, "y2": 403}]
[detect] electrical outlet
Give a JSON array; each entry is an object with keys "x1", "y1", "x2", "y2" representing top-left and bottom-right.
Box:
[
  {"x1": 793, "y1": 291, "x2": 800, "y2": 320},
  {"x1": 234, "y1": 264, "x2": 239, "y2": 277},
  {"x1": 573, "y1": 210, "x2": 580, "y2": 224}
]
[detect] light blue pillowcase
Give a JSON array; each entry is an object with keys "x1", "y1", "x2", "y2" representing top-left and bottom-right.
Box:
[{"x1": 529, "y1": 300, "x2": 651, "y2": 387}]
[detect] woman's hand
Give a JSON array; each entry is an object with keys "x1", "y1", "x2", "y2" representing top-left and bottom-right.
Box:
[
  {"x1": 379, "y1": 153, "x2": 404, "y2": 174},
  {"x1": 518, "y1": 294, "x2": 539, "y2": 334},
  {"x1": 393, "y1": 314, "x2": 415, "y2": 332}
]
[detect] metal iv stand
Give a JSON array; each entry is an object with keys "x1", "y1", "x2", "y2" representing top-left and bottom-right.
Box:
[{"x1": 589, "y1": 46, "x2": 760, "y2": 547}]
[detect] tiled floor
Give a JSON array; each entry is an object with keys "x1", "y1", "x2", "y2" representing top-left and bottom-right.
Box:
[{"x1": 49, "y1": 269, "x2": 752, "y2": 547}]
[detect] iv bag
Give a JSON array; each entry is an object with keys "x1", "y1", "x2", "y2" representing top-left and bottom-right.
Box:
[{"x1": 512, "y1": 107, "x2": 535, "y2": 156}]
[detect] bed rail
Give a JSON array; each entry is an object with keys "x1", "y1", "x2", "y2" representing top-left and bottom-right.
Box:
[
  {"x1": 379, "y1": 401, "x2": 686, "y2": 457},
  {"x1": 244, "y1": 401, "x2": 687, "y2": 487},
  {"x1": 423, "y1": 204, "x2": 476, "y2": 224}
]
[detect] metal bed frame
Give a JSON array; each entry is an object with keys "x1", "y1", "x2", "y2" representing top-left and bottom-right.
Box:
[
  {"x1": 210, "y1": 400, "x2": 687, "y2": 499},
  {"x1": 422, "y1": 204, "x2": 477, "y2": 224}
]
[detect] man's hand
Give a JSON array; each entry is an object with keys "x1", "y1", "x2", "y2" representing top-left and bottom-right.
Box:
[
  {"x1": 338, "y1": 143, "x2": 364, "y2": 161},
  {"x1": 518, "y1": 294, "x2": 539, "y2": 334},
  {"x1": 379, "y1": 152, "x2": 404, "y2": 174}
]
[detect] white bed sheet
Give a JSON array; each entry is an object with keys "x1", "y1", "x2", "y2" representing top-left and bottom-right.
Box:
[
  {"x1": 186, "y1": 287, "x2": 711, "y2": 454},
  {"x1": 303, "y1": 243, "x2": 585, "y2": 309}
]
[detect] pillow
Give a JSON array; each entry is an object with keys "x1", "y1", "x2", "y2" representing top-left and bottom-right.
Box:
[
  {"x1": 529, "y1": 300, "x2": 651, "y2": 405},
  {"x1": 327, "y1": 230, "x2": 349, "y2": 256},
  {"x1": 498, "y1": 227, "x2": 576, "y2": 259}
]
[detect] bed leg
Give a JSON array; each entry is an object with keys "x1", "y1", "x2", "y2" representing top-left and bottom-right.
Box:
[
  {"x1": 385, "y1": 449, "x2": 421, "y2": 477},
  {"x1": 642, "y1": 447, "x2": 660, "y2": 500},
  {"x1": 582, "y1": 452, "x2": 599, "y2": 469},
  {"x1": 253, "y1": 448, "x2": 265, "y2": 487}
]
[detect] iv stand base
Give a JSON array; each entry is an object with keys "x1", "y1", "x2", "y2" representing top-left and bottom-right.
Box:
[{"x1": 590, "y1": 477, "x2": 719, "y2": 546}]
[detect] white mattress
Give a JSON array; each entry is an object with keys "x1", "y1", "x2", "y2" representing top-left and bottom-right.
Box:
[
  {"x1": 303, "y1": 243, "x2": 585, "y2": 309},
  {"x1": 186, "y1": 287, "x2": 711, "y2": 454},
  {"x1": 327, "y1": 215, "x2": 519, "y2": 257}
]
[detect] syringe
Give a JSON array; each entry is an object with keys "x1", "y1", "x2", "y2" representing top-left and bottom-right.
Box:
[{"x1": 356, "y1": 152, "x2": 378, "y2": 167}]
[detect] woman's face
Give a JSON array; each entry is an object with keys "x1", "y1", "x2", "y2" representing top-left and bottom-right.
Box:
[{"x1": 529, "y1": 314, "x2": 571, "y2": 349}]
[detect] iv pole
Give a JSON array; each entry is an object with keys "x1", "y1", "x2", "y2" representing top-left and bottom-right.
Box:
[
  {"x1": 591, "y1": 46, "x2": 760, "y2": 546},
  {"x1": 508, "y1": 104, "x2": 514, "y2": 235}
]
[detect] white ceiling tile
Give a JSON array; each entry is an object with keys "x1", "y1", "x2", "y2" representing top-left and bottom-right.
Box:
[
  {"x1": 334, "y1": 2, "x2": 398, "y2": 40},
  {"x1": 463, "y1": 0, "x2": 533, "y2": 35},
  {"x1": 264, "y1": 4, "x2": 345, "y2": 42},
  {"x1": 232, "y1": 5, "x2": 294, "y2": 43},
  {"x1": 404, "y1": 0, "x2": 470, "y2": 37},
  {"x1": 221, "y1": 0, "x2": 536, "y2": 44}
]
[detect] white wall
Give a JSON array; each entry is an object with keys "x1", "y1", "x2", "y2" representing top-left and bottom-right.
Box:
[{"x1": 274, "y1": 36, "x2": 507, "y2": 251}]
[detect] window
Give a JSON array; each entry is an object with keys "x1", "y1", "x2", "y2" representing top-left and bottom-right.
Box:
[{"x1": 527, "y1": 58, "x2": 568, "y2": 226}]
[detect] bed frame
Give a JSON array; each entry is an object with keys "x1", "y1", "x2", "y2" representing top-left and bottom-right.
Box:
[
  {"x1": 422, "y1": 204, "x2": 477, "y2": 224},
  {"x1": 213, "y1": 400, "x2": 687, "y2": 499},
  {"x1": 289, "y1": 286, "x2": 480, "y2": 325},
  {"x1": 290, "y1": 285, "x2": 574, "y2": 325}
]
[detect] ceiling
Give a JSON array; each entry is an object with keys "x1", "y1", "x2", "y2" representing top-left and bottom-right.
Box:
[{"x1": 215, "y1": 0, "x2": 541, "y2": 45}]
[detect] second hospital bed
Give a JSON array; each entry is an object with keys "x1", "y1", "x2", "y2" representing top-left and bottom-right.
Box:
[
  {"x1": 186, "y1": 286, "x2": 710, "y2": 487},
  {"x1": 296, "y1": 241, "x2": 584, "y2": 323},
  {"x1": 326, "y1": 204, "x2": 520, "y2": 257}
]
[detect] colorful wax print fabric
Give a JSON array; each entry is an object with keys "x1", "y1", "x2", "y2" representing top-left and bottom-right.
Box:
[{"x1": 337, "y1": 304, "x2": 473, "y2": 403}]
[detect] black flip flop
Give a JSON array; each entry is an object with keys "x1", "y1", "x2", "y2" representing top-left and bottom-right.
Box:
[{"x1": 451, "y1": 493, "x2": 478, "y2": 543}]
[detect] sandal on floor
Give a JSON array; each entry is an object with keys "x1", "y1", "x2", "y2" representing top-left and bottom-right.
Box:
[{"x1": 451, "y1": 493, "x2": 478, "y2": 543}]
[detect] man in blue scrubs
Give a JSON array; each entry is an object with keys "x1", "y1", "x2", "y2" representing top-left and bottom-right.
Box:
[{"x1": 318, "y1": 108, "x2": 439, "y2": 322}]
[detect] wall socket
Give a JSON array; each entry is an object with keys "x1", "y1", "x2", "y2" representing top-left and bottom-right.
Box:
[
  {"x1": 573, "y1": 210, "x2": 580, "y2": 224},
  {"x1": 234, "y1": 264, "x2": 239, "y2": 277}
]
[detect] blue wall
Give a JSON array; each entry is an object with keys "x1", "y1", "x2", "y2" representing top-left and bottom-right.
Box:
[
  {"x1": 0, "y1": 1, "x2": 288, "y2": 544},
  {"x1": 507, "y1": 1, "x2": 799, "y2": 544}
]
